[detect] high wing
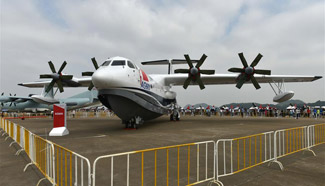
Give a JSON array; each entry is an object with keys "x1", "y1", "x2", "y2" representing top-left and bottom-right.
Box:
[
  {"x1": 18, "y1": 77, "x2": 92, "y2": 88},
  {"x1": 151, "y1": 74, "x2": 322, "y2": 86}
]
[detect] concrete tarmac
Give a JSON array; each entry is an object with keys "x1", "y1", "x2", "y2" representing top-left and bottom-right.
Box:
[{"x1": 0, "y1": 115, "x2": 324, "y2": 186}]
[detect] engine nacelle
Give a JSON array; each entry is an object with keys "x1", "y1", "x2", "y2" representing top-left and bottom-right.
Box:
[{"x1": 273, "y1": 91, "x2": 294, "y2": 103}]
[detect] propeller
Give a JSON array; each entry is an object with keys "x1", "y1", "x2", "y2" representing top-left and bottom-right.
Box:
[
  {"x1": 9, "y1": 102, "x2": 16, "y2": 107},
  {"x1": 228, "y1": 53, "x2": 271, "y2": 89},
  {"x1": 174, "y1": 54, "x2": 215, "y2": 90},
  {"x1": 82, "y1": 57, "x2": 99, "y2": 90},
  {"x1": 40, "y1": 61, "x2": 73, "y2": 93}
]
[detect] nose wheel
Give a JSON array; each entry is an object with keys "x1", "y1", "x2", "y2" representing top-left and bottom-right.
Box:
[{"x1": 124, "y1": 116, "x2": 144, "y2": 129}]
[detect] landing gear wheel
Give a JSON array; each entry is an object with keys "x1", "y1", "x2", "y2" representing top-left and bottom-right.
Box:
[
  {"x1": 124, "y1": 116, "x2": 142, "y2": 129},
  {"x1": 176, "y1": 112, "x2": 180, "y2": 121},
  {"x1": 170, "y1": 114, "x2": 174, "y2": 121},
  {"x1": 170, "y1": 112, "x2": 180, "y2": 121}
]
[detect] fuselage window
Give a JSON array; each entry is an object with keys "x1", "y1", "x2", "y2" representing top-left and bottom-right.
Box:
[
  {"x1": 111, "y1": 60, "x2": 126, "y2": 66},
  {"x1": 127, "y1": 61, "x2": 135, "y2": 69},
  {"x1": 101, "y1": 60, "x2": 111, "y2": 66}
]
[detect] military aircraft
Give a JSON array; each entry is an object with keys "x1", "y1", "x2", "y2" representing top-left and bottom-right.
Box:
[
  {"x1": 0, "y1": 87, "x2": 99, "y2": 112},
  {"x1": 19, "y1": 53, "x2": 322, "y2": 128}
]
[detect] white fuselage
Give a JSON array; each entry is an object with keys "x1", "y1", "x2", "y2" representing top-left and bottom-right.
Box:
[
  {"x1": 90, "y1": 56, "x2": 176, "y2": 123},
  {"x1": 92, "y1": 56, "x2": 175, "y2": 103}
]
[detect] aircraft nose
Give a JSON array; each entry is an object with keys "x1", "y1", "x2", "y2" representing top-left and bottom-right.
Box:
[{"x1": 92, "y1": 68, "x2": 110, "y2": 89}]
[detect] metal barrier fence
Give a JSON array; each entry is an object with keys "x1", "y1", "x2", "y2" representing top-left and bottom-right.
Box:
[
  {"x1": 0, "y1": 118, "x2": 56, "y2": 185},
  {"x1": 214, "y1": 132, "x2": 274, "y2": 186},
  {"x1": 308, "y1": 124, "x2": 325, "y2": 148},
  {"x1": 0, "y1": 117, "x2": 324, "y2": 186},
  {"x1": 0, "y1": 117, "x2": 91, "y2": 186},
  {"x1": 53, "y1": 143, "x2": 92, "y2": 186},
  {"x1": 68, "y1": 111, "x2": 114, "y2": 119},
  {"x1": 93, "y1": 141, "x2": 215, "y2": 186},
  {"x1": 272, "y1": 126, "x2": 310, "y2": 170}
]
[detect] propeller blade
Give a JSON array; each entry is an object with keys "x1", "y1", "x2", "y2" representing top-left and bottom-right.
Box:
[
  {"x1": 196, "y1": 76, "x2": 205, "y2": 90},
  {"x1": 250, "y1": 53, "x2": 263, "y2": 67},
  {"x1": 58, "y1": 61, "x2": 67, "y2": 74},
  {"x1": 174, "y1": 69, "x2": 190, "y2": 73},
  {"x1": 195, "y1": 54, "x2": 207, "y2": 68},
  {"x1": 48, "y1": 61, "x2": 56, "y2": 73},
  {"x1": 60, "y1": 75, "x2": 73, "y2": 80},
  {"x1": 184, "y1": 54, "x2": 194, "y2": 68},
  {"x1": 46, "y1": 80, "x2": 56, "y2": 93},
  {"x1": 228, "y1": 68, "x2": 245, "y2": 73},
  {"x1": 40, "y1": 74, "x2": 53, "y2": 78},
  {"x1": 1, "y1": 102, "x2": 3, "y2": 106},
  {"x1": 236, "y1": 76, "x2": 246, "y2": 89},
  {"x1": 183, "y1": 77, "x2": 192, "y2": 89},
  {"x1": 9, "y1": 102, "x2": 12, "y2": 107},
  {"x1": 1, "y1": 92, "x2": 4, "y2": 96},
  {"x1": 10, "y1": 93, "x2": 12, "y2": 96},
  {"x1": 56, "y1": 80, "x2": 64, "y2": 93},
  {"x1": 82, "y1": 72, "x2": 94, "y2": 76},
  {"x1": 238, "y1": 53, "x2": 248, "y2": 68},
  {"x1": 91, "y1": 57, "x2": 99, "y2": 70},
  {"x1": 88, "y1": 82, "x2": 94, "y2": 91},
  {"x1": 200, "y1": 69, "x2": 215, "y2": 74},
  {"x1": 14, "y1": 103, "x2": 16, "y2": 107},
  {"x1": 254, "y1": 69, "x2": 271, "y2": 75},
  {"x1": 251, "y1": 76, "x2": 261, "y2": 89}
]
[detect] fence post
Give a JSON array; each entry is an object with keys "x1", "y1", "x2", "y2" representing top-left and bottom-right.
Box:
[{"x1": 306, "y1": 126, "x2": 316, "y2": 156}]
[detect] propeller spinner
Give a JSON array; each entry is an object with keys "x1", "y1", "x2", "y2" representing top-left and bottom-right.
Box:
[
  {"x1": 174, "y1": 54, "x2": 215, "y2": 90},
  {"x1": 228, "y1": 53, "x2": 271, "y2": 89},
  {"x1": 40, "y1": 61, "x2": 73, "y2": 93},
  {"x1": 82, "y1": 57, "x2": 99, "y2": 90}
]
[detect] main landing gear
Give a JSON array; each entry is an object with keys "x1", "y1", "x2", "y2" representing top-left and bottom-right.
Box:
[
  {"x1": 123, "y1": 116, "x2": 144, "y2": 129},
  {"x1": 170, "y1": 107, "x2": 180, "y2": 121}
]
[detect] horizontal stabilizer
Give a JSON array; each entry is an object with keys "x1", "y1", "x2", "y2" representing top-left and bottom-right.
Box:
[{"x1": 141, "y1": 59, "x2": 199, "y2": 65}]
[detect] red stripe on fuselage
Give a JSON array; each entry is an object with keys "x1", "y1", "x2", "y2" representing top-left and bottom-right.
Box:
[{"x1": 141, "y1": 70, "x2": 149, "y2": 82}]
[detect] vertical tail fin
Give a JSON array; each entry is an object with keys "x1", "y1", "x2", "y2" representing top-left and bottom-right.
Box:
[{"x1": 41, "y1": 85, "x2": 54, "y2": 98}]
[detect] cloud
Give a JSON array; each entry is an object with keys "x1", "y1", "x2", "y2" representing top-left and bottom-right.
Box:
[{"x1": 0, "y1": 0, "x2": 324, "y2": 106}]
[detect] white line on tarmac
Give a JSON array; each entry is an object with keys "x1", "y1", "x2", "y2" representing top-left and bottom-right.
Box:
[{"x1": 39, "y1": 134, "x2": 107, "y2": 139}]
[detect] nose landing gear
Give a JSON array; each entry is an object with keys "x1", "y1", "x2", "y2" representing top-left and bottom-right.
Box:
[{"x1": 124, "y1": 116, "x2": 144, "y2": 129}]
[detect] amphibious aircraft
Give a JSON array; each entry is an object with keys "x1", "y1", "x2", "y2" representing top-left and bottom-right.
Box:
[
  {"x1": 0, "y1": 87, "x2": 99, "y2": 112},
  {"x1": 19, "y1": 53, "x2": 322, "y2": 128}
]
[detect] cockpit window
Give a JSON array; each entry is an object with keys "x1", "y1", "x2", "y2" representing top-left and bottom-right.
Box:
[
  {"x1": 111, "y1": 60, "x2": 126, "y2": 66},
  {"x1": 101, "y1": 60, "x2": 111, "y2": 66},
  {"x1": 127, "y1": 61, "x2": 135, "y2": 69}
]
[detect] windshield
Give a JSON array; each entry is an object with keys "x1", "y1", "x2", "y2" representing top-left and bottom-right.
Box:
[
  {"x1": 127, "y1": 61, "x2": 135, "y2": 69},
  {"x1": 111, "y1": 60, "x2": 126, "y2": 66},
  {"x1": 101, "y1": 60, "x2": 111, "y2": 66}
]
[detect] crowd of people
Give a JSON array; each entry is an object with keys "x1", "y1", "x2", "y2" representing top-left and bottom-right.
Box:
[{"x1": 181, "y1": 106, "x2": 325, "y2": 119}]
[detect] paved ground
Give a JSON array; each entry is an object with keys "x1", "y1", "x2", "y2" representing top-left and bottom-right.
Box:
[{"x1": 0, "y1": 115, "x2": 324, "y2": 186}]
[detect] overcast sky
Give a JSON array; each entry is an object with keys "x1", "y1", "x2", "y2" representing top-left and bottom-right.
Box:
[{"x1": 1, "y1": 0, "x2": 324, "y2": 106}]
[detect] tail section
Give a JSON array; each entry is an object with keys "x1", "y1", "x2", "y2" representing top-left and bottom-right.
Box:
[{"x1": 41, "y1": 85, "x2": 54, "y2": 98}]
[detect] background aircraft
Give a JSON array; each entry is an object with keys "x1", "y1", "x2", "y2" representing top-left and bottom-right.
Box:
[
  {"x1": 19, "y1": 53, "x2": 322, "y2": 128},
  {"x1": 0, "y1": 87, "x2": 99, "y2": 112}
]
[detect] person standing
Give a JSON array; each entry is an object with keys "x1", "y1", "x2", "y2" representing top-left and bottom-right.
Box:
[
  {"x1": 296, "y1": 109, "x2": 300, "y2": 119},
  {"x1": 317, "y1": 109, "x2": 320, "y2": 119}
]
